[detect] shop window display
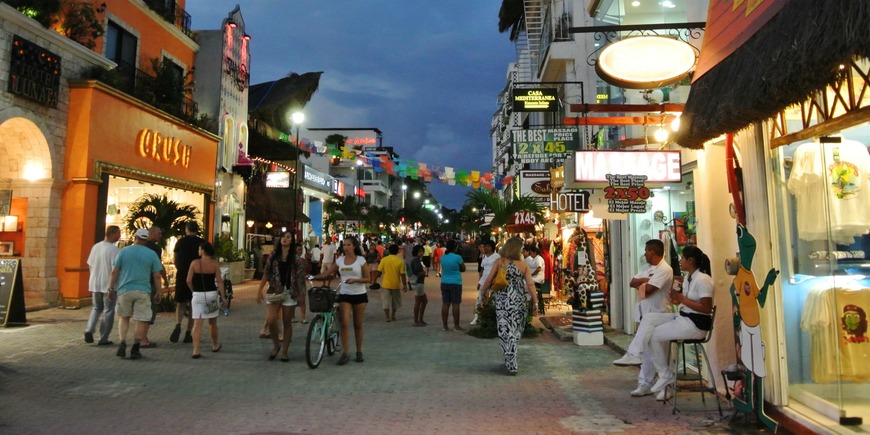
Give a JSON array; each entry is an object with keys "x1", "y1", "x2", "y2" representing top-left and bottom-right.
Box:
[{"x1": 772, "y1": 123, "x2": 870, "y2": 423}]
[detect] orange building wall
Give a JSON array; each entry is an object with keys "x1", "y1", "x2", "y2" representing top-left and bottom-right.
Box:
[
  {"x1": 58, "y1": 82, "x2": 218, "y2": 301},
  {"x1": 93, "y1": 0, "x2": 196, "y2": 72}
]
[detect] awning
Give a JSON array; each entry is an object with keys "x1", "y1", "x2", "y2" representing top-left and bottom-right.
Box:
[
  {"x1": 245, "y1": 177, "x2": 309, "y2": 224},
  {"x1": 674, "y1": 0, "x2": 870, "y2": 149}
]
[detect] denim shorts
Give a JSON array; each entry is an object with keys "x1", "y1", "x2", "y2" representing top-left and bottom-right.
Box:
[{"x1": 440, "y1": 283, "x2": 462, "y2": 304}]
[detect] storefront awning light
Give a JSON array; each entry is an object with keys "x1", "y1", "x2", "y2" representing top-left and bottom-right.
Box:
[{"x1": 596, "y1": 36, "x2": 697, "y2": 89}]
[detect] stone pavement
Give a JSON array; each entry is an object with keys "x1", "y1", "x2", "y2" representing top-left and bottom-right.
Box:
[{"x1": 0, "y1": 268, "x2": 750, "y2": 434}]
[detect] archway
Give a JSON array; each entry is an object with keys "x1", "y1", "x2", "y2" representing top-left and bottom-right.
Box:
[{"x1": 0, "y1": 115, "x2": 59, "y2": 308}]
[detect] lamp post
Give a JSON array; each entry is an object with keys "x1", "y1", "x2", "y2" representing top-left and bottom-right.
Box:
[
  {"x1": 291, "y1": 111, "x2": 304, "y2": 243},
  {"x1": 401, "y1": 184, "x2": 407, "y2": 209}
]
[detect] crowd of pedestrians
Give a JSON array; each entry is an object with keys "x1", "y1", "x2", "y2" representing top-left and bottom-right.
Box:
[{"x1": 84, "y1": 227, "x2": 544, "y2": 375}]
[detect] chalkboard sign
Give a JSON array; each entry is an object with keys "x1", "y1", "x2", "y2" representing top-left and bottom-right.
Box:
[{"x1": 0, "y1": 258, "x2": 26, "y2": 327}]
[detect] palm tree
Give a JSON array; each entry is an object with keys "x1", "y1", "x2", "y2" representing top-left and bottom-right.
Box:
[
  {"x1": 324, "y1": 196, "x2": 359, "y2": 235},
  {"x1": 123, "y1": 193, "x2": 201, "y2": 248},
  {"x1": 465, "y1": 189, "x2": 543, "y2": 232}
]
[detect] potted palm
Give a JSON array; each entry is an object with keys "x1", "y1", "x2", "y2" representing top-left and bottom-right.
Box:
[
  {"x1": 243, "y1": 250, "x2": 256, "y2": 281},
  {"x1": 214, "y1": 233, "x2": 245, "y2": 284}
]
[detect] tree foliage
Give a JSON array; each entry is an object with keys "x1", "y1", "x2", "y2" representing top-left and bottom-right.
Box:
[
  {"x1": 464, "y1": 189, "x2": 543, "y2": 230},
  {"x1": 123, "y1": 194, "x2": 201, "y2": 248}
]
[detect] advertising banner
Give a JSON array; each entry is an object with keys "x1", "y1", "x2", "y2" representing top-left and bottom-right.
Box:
[
  {"x1": 512, "y1": 128, "x2": 579, "y2": 165},
  {"x1": 520, "y1": 170, "x2": 552, "y2": 207}
]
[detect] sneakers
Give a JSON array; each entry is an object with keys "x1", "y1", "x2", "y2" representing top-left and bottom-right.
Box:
[
  {"x1": 169, "y1": 324, "x2": 181, "y2": 343},
  {"x1": 469, "y1": 314, "x2": 479, "y2": 326},
  {"x1": 183, "y1": 331, "x2": 193, "y2": 343},
  {"x1": 630, "y1": 385, "x2": 653, "y2": 397},
  {"x1": 656, "y1": 389, "x2": 671, "y2": 401},
  {"x1": 84, "y1": 332, "x2": 94, "y2": 343},
  {"x1": 613, "y1": 353, "x2": 642, "y2": 366},
  {"x1": 337, "y1": 353, "x2": 350, "y2": 365},
  {"x1": 129, "y1": 343, "x2": 142, "y2": 360},
  {"x1": 651, "y1": 372, "x2": 676, "y2": 393},
  {"x1": 116, "y1": 342, "x2": 127, "y2": 358},
  {"x1": 355, "y1": 352, "x2": 364, "y2": 363}
]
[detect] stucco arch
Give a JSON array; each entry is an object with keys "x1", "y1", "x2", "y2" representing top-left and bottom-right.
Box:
[{"x1": 0, "y1": 109, "x2": 64, "y2": 308}]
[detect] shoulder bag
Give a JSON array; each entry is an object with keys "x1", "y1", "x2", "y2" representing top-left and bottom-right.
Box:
[
  {"x1": 491, "y1": 259, "x2": 508, "y2": 291},
  {"x1": 265, "y1": 257, "x2": 290, "y2": 303},
  {"x1": 200, "y1": 271, "x2": 221, "y2": 313}
]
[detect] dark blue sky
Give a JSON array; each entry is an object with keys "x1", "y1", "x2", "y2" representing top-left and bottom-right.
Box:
[{"x1": 186, "y1": 1, "x2": 516, "y2": 209}]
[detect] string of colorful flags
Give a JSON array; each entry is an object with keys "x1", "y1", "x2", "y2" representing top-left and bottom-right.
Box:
[{"x1": 286, "y1": 137, "x2": 515, "y2": 190}]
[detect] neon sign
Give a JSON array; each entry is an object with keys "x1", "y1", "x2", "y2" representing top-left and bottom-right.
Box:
[{"x1": 136, "y1": 129, "x2": 192, "y2": 168}]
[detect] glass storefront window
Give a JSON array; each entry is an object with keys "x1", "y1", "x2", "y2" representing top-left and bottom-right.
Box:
[{"x1": 771, "y1": 123, "x2": 870, "y2": 423}]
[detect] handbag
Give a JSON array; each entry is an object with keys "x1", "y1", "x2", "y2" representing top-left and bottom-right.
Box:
[
  {"x1": 199, "y1": 273, "x2": 221, "y2": 313},
  {"x1": 491, "y1": 260, "x2": 508, "y2": 291},
  {"x1": 264, "y1": 256, "x2": 291, "y2": 303}
]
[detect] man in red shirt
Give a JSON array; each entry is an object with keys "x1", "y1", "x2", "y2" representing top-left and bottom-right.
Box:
[{"x1": 431, "y1": 241, "x2": 445, "y2": 277}]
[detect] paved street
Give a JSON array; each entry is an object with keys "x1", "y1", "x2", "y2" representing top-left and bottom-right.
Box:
[{"x1": 0, "y1": 268, "x2": 741, "y2": 434}]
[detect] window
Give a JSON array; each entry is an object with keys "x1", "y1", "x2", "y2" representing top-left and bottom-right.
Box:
[{"x1": 105, "y1": 21, "x2": 137, "y2": 90}]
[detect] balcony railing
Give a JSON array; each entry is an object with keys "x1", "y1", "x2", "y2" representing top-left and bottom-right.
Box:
[
  {"x1": 110, "y1": 60, "x2": 198, "y2": 121},
  {"x1": 142, "y1": 0, "x2": 193, "y2": 37}
]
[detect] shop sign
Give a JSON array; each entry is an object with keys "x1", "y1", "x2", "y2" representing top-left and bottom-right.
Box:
[
  {"x1": 520, "y1": 170, "x2": 552, "y2": 207},
  {"x1": 265, "y1": 171, "x2": 290, "y2": 188},
  {"x1": 551, "y1": 190, "x2": 590, "y2": 213},
  {"x1": 509, "y1": 211, "x2": 536, "y2": 226},
  {"x1": 550, "y1": 167, "x2": 564, "y2": 190},
  {"x1": 332, "y1": 180, "x2": 346, "y2": 197},
  {"x1": 8, "y1": 35, "x2": 61, "y2": 108},
  {"x1": 346, "y1": 137, "x2": 378, "y2": 147},
  {"x1": 302, "y1": 166, "x2": 332, "y2": 192},
  {"x1": 573, "y1": 150, "x2": 681, "y2": 183},
  {"x1": 512, "y1": 88, "x2": 558, "y2": 112},
  {"x1": 136, "y1": 129, "x2": 192, "y2": 168},
  {"x1": 224, "y1": 57, "x2": 249, "y2": 91},
  {"x1": 604, "y1": 174, "x2": 651, "y2": 214},
  {"x1": 512, "y1": 128, "x2": 579, "y2": 165}
]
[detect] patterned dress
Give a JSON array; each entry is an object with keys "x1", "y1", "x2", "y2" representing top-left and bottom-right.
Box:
[{"x1": 495, "y1": 260, "x2": 528, "y2": 373}]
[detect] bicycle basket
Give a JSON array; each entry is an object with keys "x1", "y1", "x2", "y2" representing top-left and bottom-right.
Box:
[{"x1": 308, "y1": 286, "x2": 335, "y2": 312}]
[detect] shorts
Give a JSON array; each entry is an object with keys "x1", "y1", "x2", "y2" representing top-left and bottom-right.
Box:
[
  {"x1": 337, "y1": 293, "x2": 369, "y2": 305},
  {"x1": 441, "y1": 283, "x2": 463, "y2": 304},
  {"x1": 422, "y1": 257, "x2": 431, "y2": 268},
  {"x1": 191, "y1": 291, "x2": 220, "y2": 319},
  {"x1": 380, "y1": 288, "x2": 402, "y2": 309},
  {"x1": 410, "y1": 283, "x2": 426, "y2": 297},
  {"x1": 117, "y1": 290, "x2": 153, "y2": 322},
  {"x1": 174, "y1": 283, "x2": 193, "y2": 303}
]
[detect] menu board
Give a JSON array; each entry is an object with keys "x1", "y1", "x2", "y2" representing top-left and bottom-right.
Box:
[{"x1": 0, "y1": 259, "x2": 26, "y2": 327}]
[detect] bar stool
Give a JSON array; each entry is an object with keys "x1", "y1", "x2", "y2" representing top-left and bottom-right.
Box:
[{"x1": 666, "y1": 306, "x2": 723, "y2": 416}]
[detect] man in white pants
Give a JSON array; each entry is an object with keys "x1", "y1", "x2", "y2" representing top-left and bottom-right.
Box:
[{"x1": 612, "y1": 239, "x2": 673, "y2": 398}]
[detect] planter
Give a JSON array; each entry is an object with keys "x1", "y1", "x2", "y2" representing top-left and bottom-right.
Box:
[
  {"x1": 244, "y1": 268, "x2": 256, "y2": 281},
  {"x1": 221, "y1": 261, "x2": 245, "y2": 285}
]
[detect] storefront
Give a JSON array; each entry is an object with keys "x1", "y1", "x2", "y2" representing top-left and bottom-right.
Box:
[
  {"x1": 0, "y1": 5, "x2": 116, "y2": 309},
  {"x1": 674, "y1": 0, "x2": 870, "y2": 431},
  {"x1": 301, "y1": 164, "x2": 335, "y2": 247},
  {"x1": 58, "y1": 80, "x2": 219, "y2": 307}
]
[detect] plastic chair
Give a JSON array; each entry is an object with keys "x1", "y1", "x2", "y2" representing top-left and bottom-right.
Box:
[
  {"x1": 537, "y1": 280, "x2": 552, "y2": 314},
  {"x1": 666, "y1": 306, "x2": 723, "y2": 416}
]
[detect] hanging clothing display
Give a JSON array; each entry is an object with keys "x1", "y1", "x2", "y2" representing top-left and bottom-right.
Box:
[
  {"x1": 800, "y1": 283, "x2": 870, "y2": 383},
  {"x1": 787, "y1": 139, "x2": 870, "y2": 245}
]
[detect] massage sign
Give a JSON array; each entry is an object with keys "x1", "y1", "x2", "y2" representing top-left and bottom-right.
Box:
[{"x1": 605, "y1": 174, "x2": 650, "y2": 213}]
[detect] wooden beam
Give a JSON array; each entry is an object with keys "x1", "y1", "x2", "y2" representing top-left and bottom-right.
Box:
[
  {"x1": 569, "y1": 103, "x2": 685, "y2": 113},
  {"x1": 563, "y1": 115, "x2": 677, "y2": 126}
]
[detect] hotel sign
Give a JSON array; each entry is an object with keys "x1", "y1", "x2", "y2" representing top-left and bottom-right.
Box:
[
  {"x1": 265, "y1": 171, "x2": 290, "y2": 188},
  {"x1": 512, "y1": 88, "x2": 558, "y2": 112},
  {"x1": 8, "y1": 35, "x2": 61, "y2": 108}
]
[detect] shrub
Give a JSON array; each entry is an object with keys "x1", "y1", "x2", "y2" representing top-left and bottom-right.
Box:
[{"x1": 467, "y1": 295, "x2": 539, "y2": 339}]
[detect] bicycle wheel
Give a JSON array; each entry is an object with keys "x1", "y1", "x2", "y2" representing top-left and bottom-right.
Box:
[
  {"x1": 327, "y1": 312, "x2": 340, "y2": 356},
  {"x1": 305, "y1": 314, "x2": 326, "y2": 369}
]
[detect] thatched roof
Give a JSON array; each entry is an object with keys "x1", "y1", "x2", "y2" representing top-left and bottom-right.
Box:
[
  {"x1": 498, "y1": 0, "x2": 524, "y2": 39},
  {"x1": 249, "y1": 72, "x2": 322, "y2": 135},
  {"x1": 674, "y1": 0, "x2": 870, "y2": 149}
]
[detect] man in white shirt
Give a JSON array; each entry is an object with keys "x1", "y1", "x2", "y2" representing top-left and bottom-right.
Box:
[
  {"x1": 471, "y1": 240, "x2": 500, "y2": 326},
  {"x1": 528, "y1": 245, "x2": 546, "y2": 314},
  {"x1": 320, "y1": 238, "x2": 336, "y2": 273},
  {"x1": 613, "y1": 239, "x2": 674, "y2": 398},
  {"x1": 84, "y1": 225, "x2": 121, "y2": 345}
]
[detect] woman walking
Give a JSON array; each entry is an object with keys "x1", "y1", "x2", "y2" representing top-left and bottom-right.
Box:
[
  {"x1": 479, "y1": 237, "x2": 537, "y2": 375},
  {"x1": 185, "y1": 241, "x2": 226, "y2": 358},
  {"x1": 311, "y1": 236, "x2": 371, "y2": 365},
  {"x1": 256, "y1": 232, "x2": 297, "y2": 362}
]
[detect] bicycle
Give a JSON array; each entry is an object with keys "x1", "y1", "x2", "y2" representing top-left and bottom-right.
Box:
[{"x1": 305, "y1": 279, "x2": 340, "y2": 369}]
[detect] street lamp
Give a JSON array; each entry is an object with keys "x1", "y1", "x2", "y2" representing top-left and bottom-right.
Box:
[{"x1": 401, "y1": 184, "x2": 407, "y2": 209}]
